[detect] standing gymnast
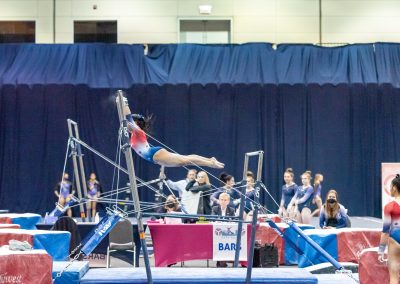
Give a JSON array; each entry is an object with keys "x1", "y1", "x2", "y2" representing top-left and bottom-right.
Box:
[
  {"x1": 311, "y1": 173, "x2": 324, "y2": 217},
  {"x1": 54, "y1": 173, "x2": 75, "y2": 217},
  {"x1": 87, "y1": 172, "x2": 101, "y2": 220},
  {"x1": 379, "y1": 174, "x2": 400, "y2": 284},
  {"x1": 279, "y1": 168, "x2": 298, "y2": 218},
  {"x1": 117, "y1": 96, "x2": 224, "y2": 169},
  {"x1": 287, "y1": 171, "x2": 314, "y2": 224}
]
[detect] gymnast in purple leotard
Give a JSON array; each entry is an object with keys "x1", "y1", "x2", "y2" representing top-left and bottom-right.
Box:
[
  {"x1": 87, "y1": 172, "x2": 101, "y2": 220},
  {"x1": 54, "y1": 173, "x2": 75, "y2": 217}
]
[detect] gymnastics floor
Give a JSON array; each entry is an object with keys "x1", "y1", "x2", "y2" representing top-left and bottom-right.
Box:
[
  {"x1": 54, "y1": 266, "x2": 359, "y2": 284},
  {"x1": 80, "y1": 267, "x2": 318, "y2": 283}
]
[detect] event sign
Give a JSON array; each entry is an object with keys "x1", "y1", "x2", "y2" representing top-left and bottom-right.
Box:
[{"x1": 212, "y1": 222, "x2": 247, "y2": 261}]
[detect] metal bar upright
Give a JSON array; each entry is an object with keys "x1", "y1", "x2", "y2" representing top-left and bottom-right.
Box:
[
  {"x1": 245, "y1": 151, "x2": 263, "y2": 284},
  {"x1": 67, "y1": 119, "x2": 87, "y2": 221},
  {"x1": 116, "y1": 91, "x2": 153, "y2": 283}
]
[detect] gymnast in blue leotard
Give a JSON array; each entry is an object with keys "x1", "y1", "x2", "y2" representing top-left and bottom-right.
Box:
[
  {"x1": 279, "y1": 168, "x2": 298, "y2": 218},
  {"x1": 379, "y1": 174, "x2": 400, "y2": 283},
  {"x1": 287, "y1": 171, "x2": 314, "y2": 224}
]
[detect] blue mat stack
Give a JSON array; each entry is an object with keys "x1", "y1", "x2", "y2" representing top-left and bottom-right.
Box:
[{"x1": 52, "y1": 261, "x2": 90, "y2": 284}]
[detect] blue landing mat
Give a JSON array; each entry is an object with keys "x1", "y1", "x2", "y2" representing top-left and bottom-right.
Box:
[
  {"x1": 80, "y1": 267, "x2": 318, "y2": 284},
  {"x1": 52, "y1": 261, "x2": 90, "y2": 284},
  {"x1": 315, "y1": 274, "x2": 359, "y2": 284}
]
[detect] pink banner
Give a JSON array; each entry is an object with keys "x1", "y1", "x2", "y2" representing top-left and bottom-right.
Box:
[
  {"x1": 0, "y1": 250, "x2": 52, "y2": 284},
  {"x1": 359, "y1": 248, "x2": 389, "y2": 284},
  {"x1": 0, "y1": 231, "x2": 33, "y2": 246},
  {"x1": 149, "y1": 223, "x2": 252, "y2": 267},
  {"x1": 337, "y1": 229, "x2": 380, "y2": 263}
]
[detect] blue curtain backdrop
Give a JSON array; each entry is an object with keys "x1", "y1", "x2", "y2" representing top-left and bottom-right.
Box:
[{"x1": 1, "y1": 43, "x2": 400, "y2": 217}]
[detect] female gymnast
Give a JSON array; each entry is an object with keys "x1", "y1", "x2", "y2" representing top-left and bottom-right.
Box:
[
  {"x1": 311, "y1": 173, "x2": 324, "y2": 217},
  {"x1": 54, "y1": 173, "x2": 75, "y2": 217},
  {"x1": 319, "y1": 189, "x2": 349, "y2": 229},
  {"x1": 379, "y1": 174, "x2": 400, "y2": 284},
  {"x1": 279, "y1": 168, "x2": 298, "y2": 218},
  {"x1": 287, "y1": 170, "x2": 314, "y2": 224},
  {"x1": 210, "y1": 173, "x2": 240, "y2": 208},
  {"x1": 118, "y1": 96, "x2": 224, "y2": 169},
  {"x1": 87, "y1": 172, "x2": 101, "y2": 220}
]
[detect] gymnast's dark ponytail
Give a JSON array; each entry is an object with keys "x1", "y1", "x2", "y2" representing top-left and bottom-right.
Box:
[
  {"x1": 219, "y1": 172, "x2": 233, "y2": 185},
  {"x1": 392, "y1": 174, "x2": 400, "y2": 193}
]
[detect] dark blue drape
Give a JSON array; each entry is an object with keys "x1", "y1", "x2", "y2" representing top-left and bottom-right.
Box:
[
  {"x1": 2, "y1": 83, "x2": 400, "y2": 217},
  {"x1": 1, "y1": 43, "x2": 400, "y2": 217},
  {"x1": 0, "y1": 43, "x2": 392, "y2": 86}
]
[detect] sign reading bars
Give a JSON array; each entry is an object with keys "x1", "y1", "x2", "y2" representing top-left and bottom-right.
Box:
[{"x1": 212, "y1": 222, "x2": 247, "y2": 261}]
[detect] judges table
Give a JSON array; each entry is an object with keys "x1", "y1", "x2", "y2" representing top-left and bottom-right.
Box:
[
  {"x1": 298, "y1": 228, "x2": 381, "y2": 268},
  {"x1": 0, "y1": 248, "x2": 53, "y2": 284},
  {"x1": 148, "y1": 223, "x2": 253, "y2": 267},
  {"x1": 255, "y1": 222, "x2": 314, "y2": 265},
  {"x1": 0, "y1": 229, "x2": 70, "y2": 261},
  {"x1": 0, "y1": 213, "x2": 41, "y2": 230}
]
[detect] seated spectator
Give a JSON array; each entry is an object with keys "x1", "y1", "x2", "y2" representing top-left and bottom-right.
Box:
[
  {"x1": 212, "y1": 192, "x2": 235, "y2": 268},
  {"x1": 212, "y1": 192, "x2": 235, "y2": 218},
  {"x1": 163, "y1": 195, "x2": 183, "y2": 224},
  {"x1": 319, "y1": 189, "x2": 349, "y2": 229}
]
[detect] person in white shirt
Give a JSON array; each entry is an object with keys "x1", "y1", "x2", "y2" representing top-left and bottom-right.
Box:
[{"x1": 161, "y1": 169, "x2": 197, "y2": 197}]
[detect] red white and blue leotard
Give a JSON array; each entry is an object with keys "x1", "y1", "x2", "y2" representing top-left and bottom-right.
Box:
[
  {"x1": 127, "y1": 116, "x2": 162, "y2": 164},
  {"x1": 383, "y1": 200, "x2": 400, "y2": 243}
]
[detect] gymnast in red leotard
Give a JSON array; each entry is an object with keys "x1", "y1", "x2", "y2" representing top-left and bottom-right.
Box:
[
  {"x1": 117, "y1": 95, "x2": 224, "y2": 169},
  {"x1": 379, "y1": 174, "x2": 400, "y2": 284}
]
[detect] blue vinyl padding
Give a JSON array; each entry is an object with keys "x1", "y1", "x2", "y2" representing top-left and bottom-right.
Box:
[
  {"x1": 52, "y1": 261, "x2": 90, "y2": 284},
  {"x1": 80, "y1": 267, "x2": 318, "y2": 284},
  {"x1": 12, "y1": 215, "x2": 41, "y2": 230},
  {"x1": 284, "y1": 224, "x2": 315, "y2": 265},
  {"x1": 298, "y1": 233, "x2": 338, "y2": 268},
  {"x1": 315, "y1": 274, "x2": 359, "y2": 284},
  {"x1": 33, "y1": 231, "x2": 71, "y2": 261}
]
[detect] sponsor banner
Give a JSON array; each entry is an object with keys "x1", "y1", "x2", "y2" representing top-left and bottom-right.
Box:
[
  {"x1": 212, "y1": 222, "x2": 247, "y2": 261},
  {"x1": 83, "y1": 253, "x2": 107, "y2": 267},
  {"x1": 381, "y1": 163, "x2": 400, "y2": 218}
]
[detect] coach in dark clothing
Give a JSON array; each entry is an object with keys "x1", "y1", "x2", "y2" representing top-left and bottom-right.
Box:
[{"x1": 186, "y1": 171, "x2": 212, "y2": 215}]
